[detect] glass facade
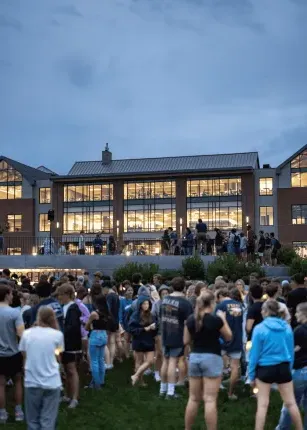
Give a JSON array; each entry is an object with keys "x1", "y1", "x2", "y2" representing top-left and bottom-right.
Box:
[
  {"x1": 292, "y1": 205, "x2": 307, "y2": 224},
  {"x1": 6, "y1": 248, "x2": 22, "y2": 255},
  {"x1": 124, "y1": 181, "x2": 176, "y2": 232},
  {"x1": 187, "y1": 177, "x2": 242, "y2": 230},
  {"x1": 260, "y1": 206, "x2": 274, "y2": 226},
  {"x1": 291, "y1": 150, "x2": 307, "y2": 187},
  {"x1": 39, "y1": 214, "x2": 50, "y2": 232},
  {"x1": 63, "y1": 211, "x2": 113, "y2": 234},
  {"x1": 259, "y1": 178, "x2": 273, "y2": 195},
  {"x1": 64, "y1": 184, "x2": 113, "y2": 202},
  {"x1": 0, "y1": 161, "x2": 22, "y2": 199},
  {"x1": 293, "y1": 242, "x2": 307, "y2": 258},
  {"x1": 39, "y1": 188, "x2": 51, "y2": 204},
  {"x1": 6, "y1": 214, "x2": 22, "y2": 232}
]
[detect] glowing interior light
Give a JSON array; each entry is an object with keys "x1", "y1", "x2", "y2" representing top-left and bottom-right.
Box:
[{"x1": 253, "y1": 388, "x2": 259, "y2": 394}]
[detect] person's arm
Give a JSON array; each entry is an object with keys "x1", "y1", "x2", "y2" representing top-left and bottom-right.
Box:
[
  {"x1": 287, "y1": 329, "x2": 295, "y2": 371},
  {"x1": 85, "y1": 311, "x2": 98, "y2": 331},
  {"x1": 65, "y1": 306, "x2": 81, "y2": 337},
  {"x1": 119, "y1": 300, "x2": 124, "y2": 325},
  {"x1": 15, "y1": 312, "x2": 25, "y2": 338},
  {"x1": 248, "y1": 327, "x2": 262, "y2": 383},
  {"x1": 128, "y1": 315, "x2": 149, "y2": 335},
  {"x1": 79, "y1": 302, "x2": 90, "y2": 325},
  {"x1": 217, "y1": 311, "x2": 232, "y2": 342},
  {"x1": 183, "y1": 324, "x2": 191, "y2": 346},
  {"x1": 246, "y1": 318, "x2": 255, "y2": 336}
]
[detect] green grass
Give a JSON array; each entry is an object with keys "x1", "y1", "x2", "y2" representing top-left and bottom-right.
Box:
[{"x1": 6, "y1": 360, "x2": 284, "y2": 429}]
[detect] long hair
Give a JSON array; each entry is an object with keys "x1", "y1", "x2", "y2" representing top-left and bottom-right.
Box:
[
  {"x1": 37, "y1": 306, "x2": 59, "y2": 330},
  {"x1": 194, "y1": 291, "x2": 215, "y2": 332},
  {"x1": 139, "y1": 300, "x2": 153, "y2": 326},
  {"x1": 95, "y1": 294, "x2": 111, "y2": 323},
  {"x1": 262, "y1": 299, "x2": 283, "y2": 318}
]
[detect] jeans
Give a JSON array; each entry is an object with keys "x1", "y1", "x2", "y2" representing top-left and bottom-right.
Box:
[
  {"x1": 25, "y1": 387, "x2": 60, "y2": 430},
  {"x1": 276, "y1": 367, "x2": 307, "y2": 430},
  {"x1": 89, "y1": 330, "x2": 107, "y2": 387},
  {"x1": 184, "y1": 247, "x2": 193, "y2": 256}
]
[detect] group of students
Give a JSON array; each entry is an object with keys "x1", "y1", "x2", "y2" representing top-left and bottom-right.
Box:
[{"x1": 0, "y1": 268, "x2": 306, "y2": 430}]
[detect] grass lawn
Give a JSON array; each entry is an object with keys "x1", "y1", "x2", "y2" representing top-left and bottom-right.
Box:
[{"x1": 5, "y1": 359, "x2": 284, "y2": 430}]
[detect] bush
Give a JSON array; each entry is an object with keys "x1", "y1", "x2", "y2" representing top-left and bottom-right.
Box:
[
  {"x1": 289, "y1": 257, "x2": 307, "y2": 276},
  {"x1": 206, "y1": 254, "x2": 264, "y2": 284},
  {"x1": 113, "y1": 262, "x2": 159, "y2": 284},
  {"x1": 182, "y1": 255, "x2": 205, "y2": 280},
  {"x1": 277, "y1": 246, "x2": 298, "y2": 266},
  {"x1": 159, "y1": 269, "x2": 183, "y2": 282}
]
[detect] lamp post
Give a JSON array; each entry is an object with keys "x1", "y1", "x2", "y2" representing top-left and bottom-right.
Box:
[
  {"x1": 179, "y1": 218, "x2": 183, "y2": 237},
  {"x1": 116, "y1": 220, "x2": 120, "y2": 253}
]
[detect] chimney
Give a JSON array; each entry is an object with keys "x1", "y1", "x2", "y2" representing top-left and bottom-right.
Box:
[{"x1": 102, "y1": 143, "x2": 112, "y2": 164}]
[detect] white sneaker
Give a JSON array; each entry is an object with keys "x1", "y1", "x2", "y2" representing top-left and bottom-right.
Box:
[
  {"x1": 220, "y1": 384, "x2": 226, "y2": 390},
  {"x1": 154, "y1": 374, "x2": 161, "y2": 382},
  {"x1": 68, "y1": 399, "x2": 79, "y2": 409},
  {"x1": 144, "y1": 369, "x2": 152, "y2": 376}
]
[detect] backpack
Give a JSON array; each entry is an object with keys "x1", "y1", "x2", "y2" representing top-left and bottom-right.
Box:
[
  {"x1": 275, "y1": 240, "x2": 281, "y2": 250},
  {"x1": 233, "y1": 234, "x2": 241, "y2": 248}
]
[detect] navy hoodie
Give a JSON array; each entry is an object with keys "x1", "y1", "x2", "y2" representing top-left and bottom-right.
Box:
[{"x1": 128, "y1": 296, "x2": 158, "y2": 352}]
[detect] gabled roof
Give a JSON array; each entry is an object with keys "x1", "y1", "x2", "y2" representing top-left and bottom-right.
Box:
[
  {"x1": 37, "y1": 165, "x2": 57, "y2": 175},
  {"x1": 277, "y1": 144, "x2": 307, "y2": 170},
  {"x1": 0, "y1": 156, "x2": 52, "y2": 183},
  {"x1": 66, "y1": 152, "x2": 259, "y2": 178}
]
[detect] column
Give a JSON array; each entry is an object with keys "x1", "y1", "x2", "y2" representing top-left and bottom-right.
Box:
[
  {"x1": 176, "y1": 177, "x2": 187, "y2": 238},
  {"x1": 113, "y1": 180, "x2": 124, "y2": 249}
]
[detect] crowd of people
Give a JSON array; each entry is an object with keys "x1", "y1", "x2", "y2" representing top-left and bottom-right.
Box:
[{"x1": 0, "y1": 267, "x2": 306, "y2": 430}]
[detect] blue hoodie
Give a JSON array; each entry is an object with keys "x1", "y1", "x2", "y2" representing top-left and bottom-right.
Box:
[
  {"x1": 119, "y1": 297, "x2": 133, "y2": 327},
  {"x1": 128, "y1": 296, "x2": 157, "y2": 352},
  {"x1": 248, "y1": 317, "x2": 294, "y2": 381}
]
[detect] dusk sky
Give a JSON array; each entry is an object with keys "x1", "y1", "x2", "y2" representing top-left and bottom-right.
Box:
[{"x1": 0, "y1": 0, "x2": 307, "y2": 174}]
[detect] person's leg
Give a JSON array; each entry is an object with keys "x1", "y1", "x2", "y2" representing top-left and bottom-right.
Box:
[
  {"x1": 228, "y1": 357, "x2": 240, "y2": 398},
  {"x1": 108, "y1": 332, "x2": 116, "y2": 367},
  {"x1": 203, "y1": 376, "x2": 221, "y2": 430},
  {"x1": 132, "y1": 351, "x2": 155, "y2": 385},
  {"x1": 124, "y1": 333, "x2": 131, "y2": 359},
  {"x1": 178, "y1": 354, "x2": 188, "y2": 385},
  {"x1": 24, "y1": 387, "x2": 42, "y2": 430},
  {"x1": 39, "y1": 388, "x2": 61, "y2": 430},
  {"x1": 100, "y1": 345, "x2": 106, "y2": 385},
  {"x1": 65, "y1": 361, "x2": 79, "y2": 401},
  {"x1": 89, "y1": 344, "x2": 100, "y2": 387},
  {"x1": 276, "y1": 374, "x2": 305, "y2": 429},
  {"x1": 154, "y1": 336, "x2": 162, "y2": 381},
  {"x1": 0, "y1": 374, "x2": 6, "y2": 412},
  {"x1": 255, "y1": 379, "x2": 271, "y2": 430},
  {"x1": 167, "y1": 356, "x2": 179, "y2": 396},
  {"x1": 13, "y1": 372, "x2": 23, "y2": 408},
  {"x1": 160, "y1": 355, "x2": 169, "y2": 394},
  {"x1": 184, "y1": 378, "x2": 202, "y2": 430},
  {"x1": 104, "y1": 345, "x2": 111, "y2": 367},
  {"x1": 278, "y1": 382, "x2": 303, "y2": 430}
]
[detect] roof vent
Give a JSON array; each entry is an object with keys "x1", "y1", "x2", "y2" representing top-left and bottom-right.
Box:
[
  {"x1": 102, "y1": 143, "x2": 112, "y2": 165},
  {"x1": 263, "y1": 164, "x2": 271, "y2": 168}
]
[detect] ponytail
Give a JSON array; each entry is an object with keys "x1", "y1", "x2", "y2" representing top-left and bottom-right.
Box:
[{"x1": 194, "y1": 291, "x2": 215, "y2": 332}]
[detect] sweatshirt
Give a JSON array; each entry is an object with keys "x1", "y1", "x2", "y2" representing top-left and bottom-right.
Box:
[
  {"x1": 128, "y1": 296, "x2": 157, "y2": 352},
  {"x1": 119, "y1": 297, "x2": 133, "y2": 326},
  {"x1": 248, "y1": 317, "x2": 294, "y2": 381}
]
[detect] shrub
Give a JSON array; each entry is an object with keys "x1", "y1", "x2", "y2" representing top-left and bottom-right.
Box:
[
  {"x1": 277, "y1": 246, "x2": 298, "y2": 266},
  {"x1": 182, "y1": 256, "x2": 205, "y2": 280},
  {"x1": 159, "y1": 269, "x2": 183, "y2": 282},
  {"x1": 206, "y1": 254, "x2": 264, "y2": 284},
  {"x1": 289, "y1": 257, "x2": 307, "y2": 276},
  {"x1": 113, "y1": 262, "x2": 159, "y2": 284}
]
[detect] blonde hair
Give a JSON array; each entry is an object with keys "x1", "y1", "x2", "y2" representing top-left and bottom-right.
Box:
[
  {"x1": 56, "y1": 283, "x2": 75, "y2": 299},
  {"x1": 262, "y1": 299, "x2": 283, "y2": 318},
  {"x1": 194, "y1": 291, "x2": 215, "y2": 332},
  {"x1": 37, "y1": 306, "x2": 59, "y2": 330}
]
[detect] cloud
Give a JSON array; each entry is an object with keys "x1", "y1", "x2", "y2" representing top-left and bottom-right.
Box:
[{"x1": 0, "y1": 0, "x2": 306, "y2": 173}]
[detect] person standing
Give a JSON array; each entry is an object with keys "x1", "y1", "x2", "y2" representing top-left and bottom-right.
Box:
[
  {"x1": 247, "y1": 225, "x2": 256, "y2": 262},
  {"x1": 240, "y1": 232, "x2": 248, "y2": 261},
  {"x1": 258, "y1": 231, "x2": 266, "y2": 266},
  {"x1": 270, "y1": 232, "x2": 281, "y2": 266},
  {"x1": 93, "y1": 234, "x2": 103, "y2": 255},
  {"x1": 248, "y1": 300, "x2": 303, "y2": 430},
  {"x1": 169, "y1": 227, "x2": 178, "y2": 255},
  {"x1": 30, "y1": 281, "x2": 64, "y2": 330},
  {"x1": 56, "y1": 284, "x2": 82, "y2": 409},
  {"x1": 103, "y1": 283, "x2": 120, "y2": 370},
  {"x1": 264, "y1": 233, "x2": 272, "y2": 266},
  {"x1": 0, "y1": 282, "x2": 25, "y2": 423},
  {"x1": 160, "y1": 277, "x2": 193, "y2": 398},
  {"x1": 19, "y1": 307, "x2": 64, "y2": 430},
  {"x1": 161, "y1": 230, "x2": 171, "y2": 256},
  {"x1": 195, "y1": 219, "x2": 207, "y2": 255},
  {"x1": 78, "y1": 230, "x2": 86, "y2": 255},
  {"x1": 214, "y1": 229, "x2": 224, "y2": 256},
  {"x1": 287, "y1": 273, "x2": 307, "y2": 329}
]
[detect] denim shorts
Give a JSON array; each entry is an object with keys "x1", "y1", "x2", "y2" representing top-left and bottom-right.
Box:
[
  {"x1": 163, "y1": 346, "x2": 184, "y2": 358},
  {"x1": 189, "y1": 353, "x2": 223, "y2": 378},
  {"x1": 221, "y1": 350, "x2": 242, "y2": 360}
]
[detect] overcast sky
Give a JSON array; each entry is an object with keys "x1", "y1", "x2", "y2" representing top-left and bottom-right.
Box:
[{"x1": 0, "y1": 0, "x2": 307, "y2": 174}]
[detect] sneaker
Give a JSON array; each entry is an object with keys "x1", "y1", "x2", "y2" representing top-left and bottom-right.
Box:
[
  {"x1": 166, "y1": 393, "x2": 181, "y2": 400},
  {"x1": 105, "y1": 364, "x2": 114, "y2": 371},
  {"x1": 0, "y1": 411, "x2": 8, "y2": 424},
  {"x1": 61, "y1": 396, "x2": 71, "y2": 403},
  {"x1": 15, "y1": 409, "x2": 24, "y2": 422},
  {"x1": 175, "y1": 381, "x2": 185, "y2": 387},
  {"x1": 228, "y1": 394, "x2": 238, "y2": 401},
  {"x1": 144, "y1": 369, "x2": 152, "y2": 376},
  {"x1": 220, "y1": 383, "x2": 226, "y2": 390},
  {"x1": 159, "y1": 392, "x2": 166, "y2": 398},
  {"x1": 68, "y1": 399, "x2": 79, "y2": 409},
  {"x1": 155, "y1": 375, "x2": 161, "y2": 382}
]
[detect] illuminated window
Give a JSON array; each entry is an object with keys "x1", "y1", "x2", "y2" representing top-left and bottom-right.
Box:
[
  {"x1": 0, "y1": 161, "x2": 22, "y2": 199},
  {"x1": 291, "y1": 150, "x2": 307, "y2": 187},
  {"x1": 6, "y1": 248, "x2": 22, "y2": 255},
  {"x1": 291, "y1": 172, "x2": 307, "y2": 188},
  {"x1": 39, "y1": 188, "x2": 51, "y2": 204},
  {"x1": 291, "y1": 150, "x2": 307, "y2": 169},
  {"x1": 39, "y1": 214, "x2": 50, "y2": 232},
  {"x1": 63, "y1": 211, "x2": 113, "y2": 234},
  {"x1": 293, "y1": 242, "x2": 307, "y2": 258},
  {"x1": 187, "y1": 178, "x2": 241, "y2": 197},
  {"x1": 292, "y1": 205, "x2": 307, "y2": 225},
  {"x1": 64, "y1": 184, "x2": 113, "y2": 202},
  {"x1": 124, "y1": 208, "x2": 176, "y2": 232},
  {"x1": 187, "y1": 203, "x2": 242, "y2": 230},
  {"x1": 124, "y1": 181, "x2": 176, "y2": 200},
  {"x1": 259, "y1": 178, "x2": 273, "y2": 195},
  {"x1": 6, "y1": 214, "x2": 22, "y2": 232},
  {"x1": 260, "y1": 207, "x2": 274, "y2": 226}
]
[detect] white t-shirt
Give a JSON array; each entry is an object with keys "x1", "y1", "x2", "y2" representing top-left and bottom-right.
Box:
[{"x1": 19, "y1": 326, "x2": 64, "y2": 389}]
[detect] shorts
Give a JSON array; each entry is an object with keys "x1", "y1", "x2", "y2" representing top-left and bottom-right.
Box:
[
  {"x1": 247, "y1": 245, "x2": 254, "y2": 254},
  {"x1": 256, "y1": 362, "x2": 292, "y2": 384},
  {"x1": 189, "y1": 353, "x2": 223, "y2": 378},
  {"x1": 62, "y1": 352, "x2": 82, "y2": 365},
  {"x1": 221, "y1": 350, "x2": 242, "y2": 360},
  {"x1": 0, "y1": 352, "x2": 23, "y2": 377},
  {"x1": 163, "y1": 346, "x2": 184, "y2": 358}
]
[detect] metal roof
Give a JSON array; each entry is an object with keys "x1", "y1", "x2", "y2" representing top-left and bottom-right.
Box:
[
  {"x1": 0, "y1": 156, "x2": 53, "y2": 183},
  {"x1": 67, "y1": 152, "x2": 259, "y2": 177}
]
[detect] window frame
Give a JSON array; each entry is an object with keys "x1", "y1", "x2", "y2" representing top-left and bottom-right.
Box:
[
  {"x1": 259, "y1": 206, "x2": 274, "y2": 226},
  {"x1": 39, "y1": 187, "x2": 51, "y2": 204},
  {"x1": 259, "y1": 177, "x2": 273, "y2": 196},
  {"x1": 291, "y1": 204, "x2": 307, "y2": 225},
  {"x1": 6, "y1": 214, "x2": 22, "y2": 232},
  {"x1": 39, "y1": 213, "x2": 51, "y2": 232}
]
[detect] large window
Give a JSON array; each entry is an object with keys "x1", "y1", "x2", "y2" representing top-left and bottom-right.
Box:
[
  {"x1": 124, "y1": 181, "x2": 176, "y2": 199},
  {"x1": 293, "y1": 242, "x2": 307, "y2": 258},
  {"x1": 259, "y1": 178, "x2": 273, "y2": 195},
  {"x1": 0, "y1": 160, "x2": 22, "y2": 199},
  {"x1": 124, "y1": 207, "x2": 176, "y2": 232},
  {"x1": 291, "y1": 150, "x2": 307, "y2": 187},
  {"x1": 6, "y1": 214, "x2": 22, "y2": 232},
  {"x1": 187, "y1": 202, "x2": 242, "y2": 230},
  {"x1": 187, "y1": 178, "x2": 241, "y2": 197},
  {"x1": 39, "y1": 214, "x2": 50, "y2": 232},
  {"x1": 64, "y1": 184, "x2": 113, "y2": 202},
  {"x1": 63, "y1": 211, "x2": 113, "y2": 234},
  {"x1": 292, "y1": 205, "x2": 307, "y2": 224},
  {"x1": 39, "y1": 188, "x2": 51, "y2": 204},
  {"x1": 260, "y1": 206, "x2": 274, "y2": 226}
]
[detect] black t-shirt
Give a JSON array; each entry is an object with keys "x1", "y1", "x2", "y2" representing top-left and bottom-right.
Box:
[
  {"x1": 246, "y1": 301, "x2": 263, "y2": 341},
  {"x1": 186, "y1": 313, "x2": 223, "y2": 355},
  {"x1": 287, "y1": 288, "x2": 307, "y2": 328},
  {"x1": 161, "y1": 295, "x2": 193, "y2": 348},
  {"x1": 293, "y1": 323, "x2": 307, "y2": 369}
]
